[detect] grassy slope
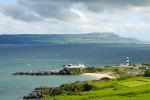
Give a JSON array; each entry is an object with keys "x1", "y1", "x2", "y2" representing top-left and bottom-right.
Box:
[{"x1": 41, "y1": 77, "x2": 150, "y2": 100}]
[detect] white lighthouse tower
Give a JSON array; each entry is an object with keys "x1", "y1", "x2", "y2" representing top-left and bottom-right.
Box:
[{"x1": 126, "y1": 57, "x2": 130, "y2": 66}]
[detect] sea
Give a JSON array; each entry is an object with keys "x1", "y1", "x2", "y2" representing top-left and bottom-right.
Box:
[{"x1": 0, "y1": 44, "x2": 150, "y2": 100}]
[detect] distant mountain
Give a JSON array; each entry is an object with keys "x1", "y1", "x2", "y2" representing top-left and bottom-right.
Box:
[{"x1": 0, "y1": 33, "x2": 142, "y2": 44}]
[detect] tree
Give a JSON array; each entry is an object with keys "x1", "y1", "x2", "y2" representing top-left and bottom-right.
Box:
[
  {"x1": 82, "y1": 83, "x2": 92, "y2": 91},
  {"x1": 144, "y1": 70, "x2": 150, "y2": 77}
]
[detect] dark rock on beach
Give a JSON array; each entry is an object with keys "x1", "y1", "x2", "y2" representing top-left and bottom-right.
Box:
[{"x1": 12, "y1": 68, "x2": 73, "y2": 76}]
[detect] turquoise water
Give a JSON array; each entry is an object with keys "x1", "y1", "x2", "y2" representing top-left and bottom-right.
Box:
[{"x1": 1, "y1": 44, "x2": 150, "y2": 100}]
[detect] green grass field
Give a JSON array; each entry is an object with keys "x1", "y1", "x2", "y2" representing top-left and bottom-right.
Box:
[
  {"x1": 119, "y1": 77, "x2": 150, "y2": 87},
  {"x1": 41, "y1": 77, "x2": 150, "y2": 100}
]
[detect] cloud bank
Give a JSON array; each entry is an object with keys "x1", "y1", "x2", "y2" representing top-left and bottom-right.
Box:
[
  {"x1": 1, "y1": 0, "x2": 150, "y2": 22},
  {"x1": 0, "y1": 0, "x2": 150, "y2": 40}
]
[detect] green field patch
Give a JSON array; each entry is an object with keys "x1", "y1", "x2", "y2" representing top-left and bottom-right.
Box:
[{"x1": 119, "y1": 78, "x2": 150, "y2": 87}]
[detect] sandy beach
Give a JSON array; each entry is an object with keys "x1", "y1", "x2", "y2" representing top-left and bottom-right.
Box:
[{"x1": 81, "y1": 73, "x2": 115, "y2": 80}]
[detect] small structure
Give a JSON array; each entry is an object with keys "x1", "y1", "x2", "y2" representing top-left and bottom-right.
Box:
[
  {"x1": 126, "y1": 57, "x2": 130, "y2": 66},
  {"x1": 126, "y1": 70, "x2": 143, "y2": 74},
  {"x1": 62, "y1": 64, "x2": 85, "y2": 69},
  {"x1": 145, "y1": 66, "x2": 150, "y2": 70}
]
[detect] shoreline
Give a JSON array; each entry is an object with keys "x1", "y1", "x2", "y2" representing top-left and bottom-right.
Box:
[{"x1": 81, "y1": 72, "x2": 116, "y2": 80}]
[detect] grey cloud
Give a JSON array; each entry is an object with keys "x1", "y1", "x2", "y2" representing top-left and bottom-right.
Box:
[
  {"x1": 1, "y1": 4, "x2": 43, "y2": 21},
  {"x1": 17, "y1": 0, "x2": 79, "y2": 21},
  {"x1": 1, "y1": 0, "x2": 150, "y2": 22},
  {"x1": 78, "y1": 0, "x2": 150, "y2": 12},
  {"x1": 1, "y1": 0, "x2": 80, "y2": 21}
]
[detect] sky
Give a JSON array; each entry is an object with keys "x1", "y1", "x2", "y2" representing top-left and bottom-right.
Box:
[{"x1": 0, "y1": 0, "x2": 150, "y2": 41}]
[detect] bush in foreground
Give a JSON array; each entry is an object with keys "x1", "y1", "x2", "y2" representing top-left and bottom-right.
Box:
[{"x1": 144, "y1": 70, "x2": 150, "y2": 77}]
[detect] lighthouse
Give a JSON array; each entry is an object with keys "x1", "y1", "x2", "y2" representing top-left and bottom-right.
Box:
[{"x1": 126, "y1": 57, "x2": 130, "y2": 66}]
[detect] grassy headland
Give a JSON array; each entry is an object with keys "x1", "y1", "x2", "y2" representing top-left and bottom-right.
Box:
[
  {"x1": 39, "y1": 75, "x2": 150, "y2": 100},
  {"x1": 24, "y1": 62, "x2": 150, "y2": 100}
]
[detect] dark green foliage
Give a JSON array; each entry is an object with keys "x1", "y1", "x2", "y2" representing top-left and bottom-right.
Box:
[
  {"x1": 144, "y1": 70, "x2": 150, "y2": 77},
  {"x1": 82, "y1": 83, "x2": 93, "y2": 91},
  {"x1": 51, "y1": 87, "x2": 62, "y2": 96},
  {"x1": 83, "y1": 67, "x2": 104, "y2": 73},
  {"x1": 112, "y1": 68, "x2": 125, "y2": 74},
  {"x1": 65, "y1": 67, "x2": 106, "y2": 75},
  {"x1": 113, "y1": 68, "x2": 121, "y2": 73},
  {"x1": 142, "y1": 62, "x2": 150, "y2": 66},
  {"x1": 60, "y1": 81, "x2": 83, "y2": 93},
  {"x1": 139, "y1": 66, "x2": 145, "y2": 70},
  {"x1": 69, "y1": 68, "x2": 83, "y2": 75},
  {"x1": 103, "y1": 65, "x2": 113, "y2": 68},
  {"x1": 100, "y1": 77, "x2": 110, "y2": 81}
]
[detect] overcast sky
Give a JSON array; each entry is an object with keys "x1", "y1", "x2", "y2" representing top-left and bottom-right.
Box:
[{"x1": 0, "y1": 0, "x2": 150, "y2": 40}]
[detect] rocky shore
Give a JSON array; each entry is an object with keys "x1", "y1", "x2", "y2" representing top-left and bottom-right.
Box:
[
  {"x1": 12, "y1": 67, "x2": 74, "y2": 76},
  {"x1": 23, "y1": 86, "x2": 61, "y2": 99},
  {"x1": 22, "y1": 76, "x2": 113, "y2": 100}
]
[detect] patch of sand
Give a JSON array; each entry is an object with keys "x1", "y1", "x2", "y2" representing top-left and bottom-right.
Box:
[{"x1": 81, "y1": 73, "x2": 115, "y2": 80}]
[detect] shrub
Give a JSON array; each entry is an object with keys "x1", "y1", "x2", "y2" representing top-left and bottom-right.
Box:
[
  {"x1": 142, "y1": 62, "x2": 150, "y2": 66},
  {"x1": 113, "y1": 68, "x2": 125, "y2": 74},
  {"x1": 82, "y1": 83, "x2": 93, "y2": 91},
  {"x1": 51, "y1": 87, "x2": 62, "y2": 96},
  {"x1": 144, "y1": 70, "x2": 150, "y2": 77},
  {"x1": 70, "y1": 68, "x2": 83, "y2": 75},
  {"x1": 100, "y1": 77, "x2": 110, "y2": 81},
  {"x1": 83, "y1": 67, "x2": 104, "y2": 73}
]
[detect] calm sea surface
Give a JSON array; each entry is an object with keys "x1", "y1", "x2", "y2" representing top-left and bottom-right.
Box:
[{"x1": 0, "y1": 44, "x2": 150, "y2": 100}]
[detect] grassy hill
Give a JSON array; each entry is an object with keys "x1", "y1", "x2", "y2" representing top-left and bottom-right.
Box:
[
  {"x1": 0, "y1": 33, "x2": 142, "y2": 44},
  {"x1": 23, "y1": 63, "x2": 150, "y2": 100},
  {"x1": 41, "y1": 76, "x2": 150, "y2": 100}
]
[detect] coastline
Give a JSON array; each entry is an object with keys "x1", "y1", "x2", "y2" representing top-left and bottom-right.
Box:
[{"x1": 81, "y1": 72, "x2": 116, "y2": 80}]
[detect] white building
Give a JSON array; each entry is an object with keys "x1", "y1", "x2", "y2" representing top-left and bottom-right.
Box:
[{"x1": 62, "y1": 64, "x2": 86, "y2": 69}]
